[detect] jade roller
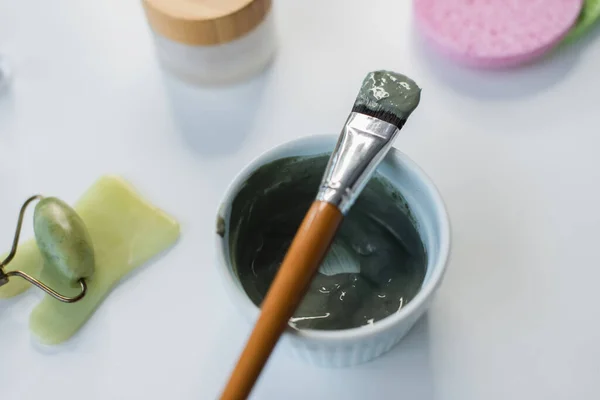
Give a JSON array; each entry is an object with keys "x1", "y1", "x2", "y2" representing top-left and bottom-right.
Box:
[
  {"x1": 221, "y1": 70, "x2": 422, "y2": 399},
  {"x1": 0, "y1": 195, "x2": 95, "y2": 303}
]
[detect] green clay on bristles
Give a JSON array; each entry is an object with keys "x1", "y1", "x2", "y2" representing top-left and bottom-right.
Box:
[{"x1": 353, "y1": 70, "x2": 421, "y2": 120}]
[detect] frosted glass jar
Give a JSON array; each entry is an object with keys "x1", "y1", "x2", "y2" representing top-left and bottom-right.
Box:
[{"x1": 142, "y1": 0, "x2": 276, "y2": 85}]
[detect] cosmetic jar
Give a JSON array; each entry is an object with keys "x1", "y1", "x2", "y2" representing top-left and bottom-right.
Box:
[
  {"x1": 142, "y1": 0, "x2": 276, "y2": 85},
  {"x1": 215, "y1": 135, "x2": 451, "y2": 367}
]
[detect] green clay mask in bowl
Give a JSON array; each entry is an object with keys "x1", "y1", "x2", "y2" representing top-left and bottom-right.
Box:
[
  {"x1": 228, "y1": 155, "x2": 427, "y2": 331},
  {"x1": 215, "y1": 135, "x2": 450, "y2": 367}
]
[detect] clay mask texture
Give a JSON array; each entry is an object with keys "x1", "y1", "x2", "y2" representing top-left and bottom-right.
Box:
[
  {"x1": 353, "y1": 70, "x2": 421, "y2": 120},
  {"x1": 227, "y1": 155, "x2": 427, "y2": 330}
]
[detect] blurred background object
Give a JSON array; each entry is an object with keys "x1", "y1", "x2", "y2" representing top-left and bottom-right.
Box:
[
  {"x1": 563, "y1": 0, "x2": 600, "y2": 44},
  {"x1": 0, "y1": 54, "x2": 10, "y2": 92}
]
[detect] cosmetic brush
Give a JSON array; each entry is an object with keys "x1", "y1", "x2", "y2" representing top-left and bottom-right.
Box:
[{"x1": 220, "y1": 70, "x2": 422, "y2": 400}]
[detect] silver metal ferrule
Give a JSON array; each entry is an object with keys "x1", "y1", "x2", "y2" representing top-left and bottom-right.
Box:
[{"x1": 316, "y1": 112, "x2": 400, "y2": 214}]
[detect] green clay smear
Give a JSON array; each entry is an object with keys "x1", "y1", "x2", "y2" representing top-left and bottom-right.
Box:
[
  {"x1": 227, "y1": 155, "x2": 427, "y2": 331},
  {"x1": 0, "y1": 176, "x2": 180, "y2": 344},
  {"x1": 353, "y1": 70, "x2": 421, "y2": 119}
]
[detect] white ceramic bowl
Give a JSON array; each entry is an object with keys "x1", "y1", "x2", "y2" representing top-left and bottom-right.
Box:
[{"x1": 215, "y1": 135, "x2": 451, "y2": 367}]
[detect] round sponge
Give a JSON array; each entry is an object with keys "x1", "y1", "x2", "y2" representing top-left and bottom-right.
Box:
[{"x1": 414, "y1": 0, "x2": 584, "y2": 68}]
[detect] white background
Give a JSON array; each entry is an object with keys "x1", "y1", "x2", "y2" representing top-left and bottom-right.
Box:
[{"x1": 1, "y1": 0, "x2": 599, "y2": 399}]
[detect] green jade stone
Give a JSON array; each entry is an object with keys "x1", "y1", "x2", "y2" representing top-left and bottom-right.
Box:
[
  {"x1": 34, "y1": 197, "x2": 95, "y2": 282},
  {"x1": 0, "y1": 176, "x2": 181, "y2": 344}
]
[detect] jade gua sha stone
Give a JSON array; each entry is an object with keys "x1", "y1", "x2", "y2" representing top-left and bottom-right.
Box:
[
  {"x1": 229, "y1": 155, "x2": 427, "y2": 331},
  {"x1": 0, "y1": 175, "x2": 180, "y2": 344},
  {"x1": 563, "y1": 0, "x2": 600, "y2": 44}
]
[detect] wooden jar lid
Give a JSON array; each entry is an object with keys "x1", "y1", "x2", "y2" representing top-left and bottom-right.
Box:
[{"x1": 142, "y1": 0, "x2": 272, "y2": 46}]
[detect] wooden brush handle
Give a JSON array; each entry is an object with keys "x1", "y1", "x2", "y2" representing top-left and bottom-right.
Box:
[{"x1": 220, "y1": 200, "x2": 343, "y2": 400}]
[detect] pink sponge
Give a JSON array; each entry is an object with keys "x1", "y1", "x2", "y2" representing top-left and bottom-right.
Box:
[{"x1": 414, "y1": 0, "x2": 584, "y2": 68}]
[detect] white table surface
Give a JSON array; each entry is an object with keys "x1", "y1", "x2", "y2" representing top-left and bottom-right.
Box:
[{"x1": 2, "y1": 0, "x2": 600, "y2": 399}]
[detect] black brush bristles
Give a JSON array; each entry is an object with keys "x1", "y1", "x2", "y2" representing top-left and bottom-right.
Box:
[{"x1": 351, "y1": 104, "x2": 407, "y2": 129}]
